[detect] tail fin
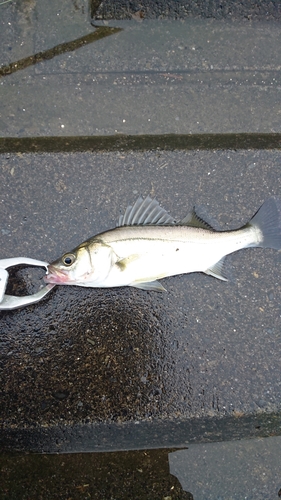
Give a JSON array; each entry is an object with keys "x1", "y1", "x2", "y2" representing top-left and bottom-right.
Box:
[{"x1": 250, "y1": 197, "x2": 281, "y2": 249}]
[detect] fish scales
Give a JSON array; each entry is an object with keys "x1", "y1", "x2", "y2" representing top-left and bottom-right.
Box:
[
  {"x1": 90, "y1": 225, "x2": 257, "y2": 285},
  {"x1": 44, "y1": 195, "x2": 281, "y2": 292}
]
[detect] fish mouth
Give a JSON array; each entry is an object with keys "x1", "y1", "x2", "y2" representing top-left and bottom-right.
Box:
[{"x1": 44, "y1": 265, "x2": 70, "y2": 284}]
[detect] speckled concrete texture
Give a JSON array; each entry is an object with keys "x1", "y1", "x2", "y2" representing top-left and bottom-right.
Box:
[
  {"x1": 169, "y1": 436, "x2": 281, "y2": 500},
  {"x1": 1, "y1": 1, "x2": 281, "y2": 498},
  {"x1": 93, "y1": 0, "x2": 281, "y2": 21},
  {"x1": 1, "y1": 6, "x2": 281, "y2": 136}
]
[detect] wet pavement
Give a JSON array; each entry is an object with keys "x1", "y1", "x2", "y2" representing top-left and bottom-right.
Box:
[
  {"x1": 0, "y1": 448, "x2": 192, "y2": 500},
  {"x1": 169, "y1": 436, "x2": 281, "y2": 500},
  {"x1": 1, "y1": 0, "x2": 281, "y2": 499},
  {"x1": 1, "y1": 3, "x2": 281, "y2": 136}
]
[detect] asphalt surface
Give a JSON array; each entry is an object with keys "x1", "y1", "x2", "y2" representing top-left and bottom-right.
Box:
[
  {"x1": 1, "y1": 148, "x2": 281, "y2": 454},
  {"x1": 1, "y1": 0, "x2": 281, "y2": 498},
  {"x1": 92, "y1": 0, "x2": 281, "y2": 20},
  {"x1": 1, "y1": 5, "x2": 281, "y2": 136},
  {"x1": 169, "y1": 436, "x2": 281, "y2": 500}
]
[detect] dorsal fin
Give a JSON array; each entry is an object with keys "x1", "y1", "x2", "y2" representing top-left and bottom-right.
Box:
[
  {"x1": 117, "y1": 196, "x2": 175, "y2": 227},
  {"x1": 179, "y1": 208, "x2": 214, "y2": 230}
]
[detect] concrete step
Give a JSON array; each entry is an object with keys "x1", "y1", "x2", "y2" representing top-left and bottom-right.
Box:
[
  {"x1": 1, "y1": 2, "x2": 281, "y2": 137},
  {"x1": 1, "y1": 0, "x2": 281, "y2": 455},
  {"x1": 1, "y1": 149, "x2": 281, "y2": 452}
]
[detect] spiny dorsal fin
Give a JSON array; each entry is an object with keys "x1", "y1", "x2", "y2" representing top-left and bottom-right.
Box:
[
  {"x1": 179, "y1": 208, "x2": 214, "y2": 230},
  {"x1": 117, "y1": 196, "x2": 175, "y2": 227}
]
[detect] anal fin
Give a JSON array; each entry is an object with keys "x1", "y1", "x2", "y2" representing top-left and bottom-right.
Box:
[
  {"x1": 130, "y1": 280, "x2": 167, "y2": 292},
  {"x1": 204, "y1": 257, "x2": 227, "y2": 281}
]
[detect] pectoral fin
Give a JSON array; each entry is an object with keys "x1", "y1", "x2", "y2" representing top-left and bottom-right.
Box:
[
  {"x1": 130, "y1": 280, "x2": 167, "y2": 292},
  {"x1": 116, "y1": 254, "x2": 141, "y2": 271},
  {"x1": 205, "y1": 257, "x2": 228, "y2": 281}
]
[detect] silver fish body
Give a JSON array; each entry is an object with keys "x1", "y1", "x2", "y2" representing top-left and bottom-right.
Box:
[{"x1": 45, "y1": 196, "x2": 281, "y2": 292}]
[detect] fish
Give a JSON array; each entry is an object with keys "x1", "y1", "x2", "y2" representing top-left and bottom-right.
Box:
[{"x1": 44, "y1": 195, "x2": 281, "y2": 292}]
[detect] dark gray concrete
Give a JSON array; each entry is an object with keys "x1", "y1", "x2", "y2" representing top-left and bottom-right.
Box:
[
  {"x1": 169, "y1": 436, "x2": 281, "y2": 500},
  {"x1": 1, "y1": 1, "x2": 281, "y2": 136},
  {"x1": 1, "y1": 1, "x2": 281, "y2": 498},
  {"x1": 0, "y1": 448, "x2": 192, "y2": 500},
  {"x1": 1, "y1": 149, "x2": 281, "y2": 452},
  {"x1": 93, "y1": 0, "x2": 281, "y2": 21}
]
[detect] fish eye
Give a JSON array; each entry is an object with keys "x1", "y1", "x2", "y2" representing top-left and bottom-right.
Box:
[{"x1": 62, "y1": 253, "x2": 76, "y2": 266}]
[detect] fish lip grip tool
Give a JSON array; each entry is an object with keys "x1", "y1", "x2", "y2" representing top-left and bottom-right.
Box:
[{"x1": 0, "y1": 257, "x2": 55, "y2": 310}]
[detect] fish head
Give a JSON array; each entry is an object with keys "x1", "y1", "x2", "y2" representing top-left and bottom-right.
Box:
[
  {"x1": 44, "y1": 240, "x2": 115, "y2": 286},
  {"x1": 44, "y1": 245, "x2": 93, "y2": 285}
]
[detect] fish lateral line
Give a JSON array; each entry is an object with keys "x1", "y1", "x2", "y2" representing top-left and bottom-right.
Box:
[{"x1": 44, "y1": 195, "x2": 281, "y2": 291}]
